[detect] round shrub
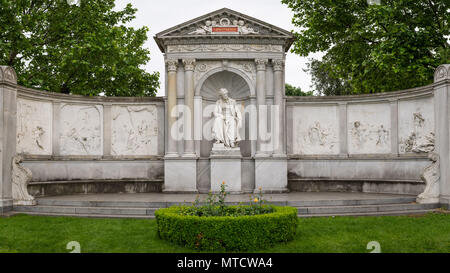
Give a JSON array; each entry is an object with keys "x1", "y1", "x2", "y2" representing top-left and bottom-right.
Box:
[{"x1": 155, "y1": 206, "x2": 298, "y2": 251}]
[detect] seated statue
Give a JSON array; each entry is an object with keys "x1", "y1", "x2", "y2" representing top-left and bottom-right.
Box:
[{"x1": 211, "y1": 88, "x2": 242, "y2": 148}]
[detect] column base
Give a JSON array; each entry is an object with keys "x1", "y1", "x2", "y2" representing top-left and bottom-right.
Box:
[
  {"x1": 255, "y1": 157, "x2": 287, "y2": 193},
  {"x1": 164, "y1": 157, "x2": 198, "y2": 193}
]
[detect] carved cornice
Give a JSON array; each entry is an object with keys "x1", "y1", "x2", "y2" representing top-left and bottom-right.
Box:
[
  {"x1": 434, "y1": 64, "x2": 450, "y2": 83},
  {"x1": 182, "y1": 59, "x2": 196, "y2": 71},
  {"x1": 255, "y1": 59, "x2": 268, "y2": 71},
  {"x1": 273, "y1": 59, "x2": 285, "y2": 71},
  {"x1": 166, "y1": 59, "x2": 178, "y2": 72}
]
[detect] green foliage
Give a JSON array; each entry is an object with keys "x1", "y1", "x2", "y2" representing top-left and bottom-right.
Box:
[
  {"x1": 305, "y1": 59, "x2": 353, "y2": 96},
  {"x1": 0, "y1": 0, "x2": 159, "y2": 96},
  {"x1": 282, "y1": 0, "x2": 450, "y2": 95},
  {"x1": 155, "y1": 206, "x2": 298, "y2": 251},
  {"x1": 186, "y1": 182, "x2": 274, "y2": 217},
  {"x1": 285, "y1": 83, "x2": 314, "y2": 96}
]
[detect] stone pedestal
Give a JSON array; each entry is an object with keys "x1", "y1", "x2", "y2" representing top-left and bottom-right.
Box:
[
  {"x1": 210, "y1": 143, "x2": 242, "y2": 193},
  {"x1": 254, "y1": 156, "x2": 288, "y2": 193},
  {"x1": 163, "y1": 157, "x2": 198, "y2": 193}
]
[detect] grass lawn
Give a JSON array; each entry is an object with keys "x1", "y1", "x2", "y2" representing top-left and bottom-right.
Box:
[{"x1": 0, "y1": 212, "x2": 449, "y2": 253}]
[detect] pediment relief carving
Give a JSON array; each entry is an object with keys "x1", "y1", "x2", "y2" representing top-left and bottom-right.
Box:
[{"x1": 155, "y1": 8, "x2": 293, "y2": 40}]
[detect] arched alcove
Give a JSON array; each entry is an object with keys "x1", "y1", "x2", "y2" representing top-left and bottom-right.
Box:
[
  {"x1": 200, "y1": 70, "x2": 251, "y2": 100},
  {"x1": 198, "y1": 70, "x2": 253, "y2": 158},
  {"x1": 195, "y1": 66, "x2": 255, "y2": 98}
]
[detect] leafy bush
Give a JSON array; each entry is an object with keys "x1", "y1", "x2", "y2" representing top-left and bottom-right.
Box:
[
  {"x1": 183, "y1": 182, "x2": 274, "y2": 217},
  {"x1": 155, "y1": 206, "x2": 298, "y2": 251}
]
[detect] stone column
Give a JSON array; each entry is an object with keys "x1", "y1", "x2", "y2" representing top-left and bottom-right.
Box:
[
  {"x1": 183, "y1": 59, "x2": 196, "y2": 156},
  {"x1": 434, "y1": 64, "x2": 450, "y2": 208},
  {"x1": 165, "y1": 59, "x2": 178, "y2": 156},
  {"x1": 255, "y1": 58, "x2": 268, "y2": 156},
  {"x1": 164, "y1": 59, "x2": 197, "y2": 193},
  {"x1": 254, "y1": 60, "x2": 288, "y2": 193},
  {"x1": 194, "y1": 95, "x2": 202, "y2": 156},
  {"x1": 0, "y1": 66, "x2": 17, "y2": 214},
  {"x1": 273, "y1": 59, "x2": 285, "y2": 155}
]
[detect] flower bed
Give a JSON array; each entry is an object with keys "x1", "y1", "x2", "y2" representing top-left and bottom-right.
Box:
[{"x1": 155, "y1": 182, "x2": 298, "y2": 251}]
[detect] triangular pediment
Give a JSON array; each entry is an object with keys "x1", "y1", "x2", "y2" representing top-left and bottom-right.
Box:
[{"x1": 154, "y1": 8, "x2": 294, "y2": 52}]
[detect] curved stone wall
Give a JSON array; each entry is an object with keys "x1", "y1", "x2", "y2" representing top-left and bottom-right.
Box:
[
  {"x1": 16, "y1": 86, "x2": 165, "y2": 194},
  {"x1": 7, "y1": 71, "x2": 448, "y2": 197},
  {"x1": 286, "y1": 84, "x2": 436, "y2": 194}
]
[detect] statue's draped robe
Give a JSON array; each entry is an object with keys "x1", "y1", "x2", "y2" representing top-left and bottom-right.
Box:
[{"x1": 212, "y1": 98, "x2": 242, "y2": 147}]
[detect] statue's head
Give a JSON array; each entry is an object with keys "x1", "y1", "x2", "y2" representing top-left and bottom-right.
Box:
[{"x1": 219, "y1": 88, "x2": 229, "y2": 100}]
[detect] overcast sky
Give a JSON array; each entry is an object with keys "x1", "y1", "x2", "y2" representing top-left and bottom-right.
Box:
[{"x1": 114, "y1": 0, "x2": 323, "y2": 96}]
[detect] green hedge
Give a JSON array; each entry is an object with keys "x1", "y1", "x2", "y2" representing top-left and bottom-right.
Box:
[{"x1": 155, "y1": 206, "x2": 298, "y2": 251}]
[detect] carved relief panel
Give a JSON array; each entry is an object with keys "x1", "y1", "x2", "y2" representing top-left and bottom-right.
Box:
[
  {"x1": 398, "y1": 98, "x2": 435, "y2": 153},
  {"x1": 292, "y1": 105, "x2": 339, "y2": 155},
  {"x1": 59, "y1": 104, "x2": 103, "y2": 155},
  {"x1": 111, "y1": 105, "x2": 159, "y2": 156},
  {"x1": 348, "y1": 103, "x2": 391, "y2": 154},
  {"x1": 16, "y1": 98, "x2": 52, "y2": 155}
]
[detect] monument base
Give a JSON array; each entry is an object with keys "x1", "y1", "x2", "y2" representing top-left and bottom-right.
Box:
[
  {"x1": 0, "y1": 199, "x2": 13, "y2": 214},
  {"x1": 210, "y1": 143, "x2": 242, "y2": 193},
  {"x1": 439, "y1": 196, "x2": 450, "y2": 209},
  {"x1": 13, "y1": 200, "x2": 36, "y2": 206},
  {"x1": 255, "y1": 156, "x2": 288, "y2": 193},
  {"x1": 163, "y1": 157, "x2": 198, "y2": 193},
  {"x1": 416, "y1": 196, "x2": 439, "y2": 204}
]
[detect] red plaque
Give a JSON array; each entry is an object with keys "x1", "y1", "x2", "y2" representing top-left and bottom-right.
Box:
[{"x1": 212, "y1": 27, "x2": 238, "y2": 33}]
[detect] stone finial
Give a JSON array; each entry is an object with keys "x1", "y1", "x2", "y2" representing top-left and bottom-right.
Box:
[
  {"x1": 273, "y1": 59, "x2": 285, "y2": 71},
  {"x1": 434, "y1": 64, "x2": 450, "y2": 83},
  {"x1": 182, "y1": 59, "x2": 196, "y2": 71},
  {"x1": 255, "y1": 59, "x2": 268, "y2": 71},
  {"x1": 166, "y1": 59, "x2": 178, "y2": 72},
  {"x1": 0, "y1": 66, "x2": 17, "y2": 84}
]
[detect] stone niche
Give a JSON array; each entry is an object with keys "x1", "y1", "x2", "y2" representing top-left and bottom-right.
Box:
[{"x1": 16, "y1": 98, "x2": 52, "y2": 155}]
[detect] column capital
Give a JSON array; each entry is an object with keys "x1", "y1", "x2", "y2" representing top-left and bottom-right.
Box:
[
  {"x1": 166, "y1": 59, "x2": 178, "y2": 72},
  {"x1": 255, "y1": 59, "x2": 268, "y2": 71},
  {"x1": 0, "y1": 66, "x2": 17, "y2": 84},
  {"x1": 434, "y1": 64, "x2": 450, "y2": 83},
  {"x1": 273, "y1": 59, "x2": 285, "y2": 72},
  {"x1": 182, "y1": 59, "x2": 196, "y2": 71}
]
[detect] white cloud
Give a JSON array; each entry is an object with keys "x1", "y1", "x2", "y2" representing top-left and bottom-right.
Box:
[{"x1": 114, "y1": 0, "x2": 323, "y2": 96}]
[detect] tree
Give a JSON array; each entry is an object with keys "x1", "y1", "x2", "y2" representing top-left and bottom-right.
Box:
[
  {"x1": 0, "y1": 0, "x2": 160, "y2": 96},
  {"x1": 282, "y1": 0, "x2": 449, "y2": 95},
  {"x1": 305, "y1": 59, "x2": 352, "y2": 96},
  {"x1": 285, "y1": 83, "x2": 313, "y2": 96}
]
